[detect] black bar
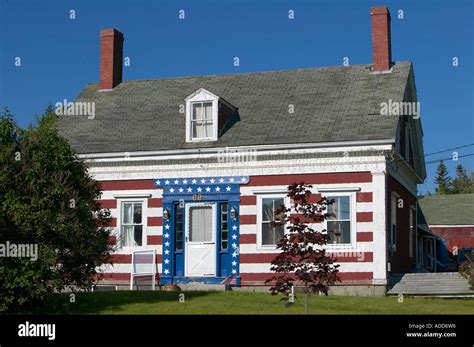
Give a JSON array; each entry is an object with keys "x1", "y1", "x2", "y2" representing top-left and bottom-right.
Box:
[{"x1": 0, "y1": 314, "x2": 472, "y2": 345}]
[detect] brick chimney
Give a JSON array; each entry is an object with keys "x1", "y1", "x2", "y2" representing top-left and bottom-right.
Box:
[
  {"x1": 99, "y1": 28, "x2": 124, "y2": 90},
  {"x1": 370, "y1": 6, "x2": 392, "y2": 72}
]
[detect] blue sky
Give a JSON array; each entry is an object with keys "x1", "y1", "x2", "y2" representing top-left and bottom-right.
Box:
[{"x1": 0, "y1": 0, "x2": 473, "y2": 194}]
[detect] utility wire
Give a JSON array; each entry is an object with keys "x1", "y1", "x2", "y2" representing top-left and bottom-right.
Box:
[
  {"x1": 425, "y1": 153, "x2": 474, "y2": 165},
  {"x1": 424, "y1": 143, "x2": 474, "y2": 157}
]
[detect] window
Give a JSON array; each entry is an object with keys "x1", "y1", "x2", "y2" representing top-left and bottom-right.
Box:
[
  {"x1": 175, "y1": 204, "x2": 184, "y2": 251},
  {"x1": 121, "y1": 202, "x2": 143, "y2": 247},
  {"x1": 188, "y1": 205, "x2": 213, "y2": 242},
  {"x1": 220, "y1": 202, "x2": 229, "y2": 251},
  {"x1": 409, "y1": 206, "x2": 416, "y2": 258},
  {"x1": 390, "y1": 194, "x2": 398, "y2": 252},
  {"x1": 326, "y1": 196, "x2": 351, "y2": 244},
  {"x1": 185, "y1": 88, "x2": 219, "y2": 142},
  {"x1": 191, "y1": 102, "x2": 213, "y2": 140},
  {"x1": 261, "y1": 197, "x2": 285, "y2": 246}
]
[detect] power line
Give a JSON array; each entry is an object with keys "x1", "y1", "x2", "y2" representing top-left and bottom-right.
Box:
[
  {"x1": 389, "y1": 142, "x2": 474, "y2": 165},
  {"x1": 426, "y1": 153, "x2": 474, "y2": 165},
  {"x1": 424, "y1": 143, "x2": 474, "y2": 157}
]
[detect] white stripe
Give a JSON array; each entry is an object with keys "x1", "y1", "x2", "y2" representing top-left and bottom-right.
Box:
[
  {"x1": 99, "y1": 263, "x2": 163, "y2": 273},
  {"x1": 147, "y1": 226, "x2": 162, "y2": 236},
  {"x1": 356, "y1": 202, "x2": 373, "y2": 212},
  {"x1": 100, "y1": 190, "x2": 162, "y2": 200},
  {"x1": 240, "y1": 183, "x2": 374, "y2": 196},
  {"x1": 148, "y1": 208, "x2": 162, "y2": 217},
  {"x1": 112, "y1": 245, "x2": 162, "y2": 255},
  {"x1": 240, "y1": 242, "x2": 374, "y2": 254},
  {"x1": 240, "y1": 224, "x2": 257, "y2": 235},
  {"x1": 240, "y1": 205, "x2": 257, "y2": 215}
]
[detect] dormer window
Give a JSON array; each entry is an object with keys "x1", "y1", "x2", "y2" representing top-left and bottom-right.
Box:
[
  {"x1": 185, "y1": 88, "x2": 219, "y2": 142},
  {"x1": 191, "y1": 102, "x2": 214, "y2": 140}
]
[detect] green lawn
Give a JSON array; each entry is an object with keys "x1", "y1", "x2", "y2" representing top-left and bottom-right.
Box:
[{"x1": 51, "y1": 291, "x2": 474, "y2": 315}]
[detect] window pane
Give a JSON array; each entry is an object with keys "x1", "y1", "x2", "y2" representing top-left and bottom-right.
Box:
[
  {"x1": 327, "y1": 221, "x2": 351, "y2": 244},
  {"x1": 134, "y1": 225, "x2": 143, "y2": 246},
  {"x1": 328, "y1": 196, "x2": 350, "y2": 220},
  {"x1": 192, "y1": 121, "x2": 205, "y2": 139},
  {"x1": 189, "y1": 206, "x2": 213, "y2": 242},
  {"x1": 122, "y1": 225, "x2": 134, "y2": 247},
  {"x1": 175, "y1": 205, "x2": 184, "y2": 250},
  {"x1": 262, "y1": 198, "x2": 283, "y2": 222},
  {"x1": 205, "y1": 121, "x2": 213, "y2": 138},
  {"x1": 192, "y1": 103, "x2": 203, "y2": 121},
  {"x1": 262, "y1": 223, "x2": 284, "y2": 246},
  {"x1": 204, "y1": 102, "x2": 213, "y2": 121},
  {"x1": 123, "y1": 203, "x2": 132, "y2": 224},
  {"x1": 133, "y1": 203, "x2": 142, "y2": 224}
]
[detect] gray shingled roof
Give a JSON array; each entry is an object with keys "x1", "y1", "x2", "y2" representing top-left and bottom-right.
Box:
[{"x1": 57, "y1": 61, "x2": 412, "y2": 154}]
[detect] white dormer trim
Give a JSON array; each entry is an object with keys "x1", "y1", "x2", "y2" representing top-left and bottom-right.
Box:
[{"x1": 185, "y1": 88, "x2": 219, "y2": 142}]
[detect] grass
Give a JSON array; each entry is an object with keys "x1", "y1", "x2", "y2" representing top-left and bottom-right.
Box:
[{"x1": 48, "y1": 291, "x2": 474, "y2": 315}]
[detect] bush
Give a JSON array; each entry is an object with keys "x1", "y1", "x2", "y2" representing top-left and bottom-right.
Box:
[{"x1": 0, "y1": 108, "x2": 113, "y2": 313}]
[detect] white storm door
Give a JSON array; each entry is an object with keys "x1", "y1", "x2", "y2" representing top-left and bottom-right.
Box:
[{"x1": 185, "y1": 203, "x2": 216, "y2": 277}]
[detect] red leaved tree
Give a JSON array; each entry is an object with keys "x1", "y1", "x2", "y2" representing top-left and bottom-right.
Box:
[{"x1": 266, "y1": 182, "x2": 340, "y2": 303}]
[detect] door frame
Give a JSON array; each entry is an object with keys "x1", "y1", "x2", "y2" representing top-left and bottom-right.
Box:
[{"x1": 184, "y1": 202, "x2": 217, "y2": 277}]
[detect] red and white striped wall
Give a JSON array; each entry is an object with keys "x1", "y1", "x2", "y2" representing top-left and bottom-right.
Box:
[{"x1": 96, "y1": 171, "x2": 382, "y2": 286}]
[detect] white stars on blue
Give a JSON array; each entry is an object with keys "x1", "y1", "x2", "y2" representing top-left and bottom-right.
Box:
[
  {"x1": 162, "y1": 219, "x2": 172, "y2": 276},
  {"x1": 154, "y1": 176, "x2": 249, "y2": 187}
]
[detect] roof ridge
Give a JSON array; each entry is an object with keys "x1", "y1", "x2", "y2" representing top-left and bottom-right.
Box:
[{"x1": 85, "y1": 61, "x2": 411, "y2": 85}]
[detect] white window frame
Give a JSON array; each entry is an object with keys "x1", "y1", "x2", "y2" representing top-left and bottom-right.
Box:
[
  {"x1": 116, "y1": 197, "x2": 148, "y2": 250},
  {"x1": 390, "y1": 192, "x2": 399, "y2": 253},
  {"x1": 322, "y1": 191, "x2": 357, "y2": 250},
  {"x1": 185, "y1": 88, "x2": 219, "y2": 142},
  {"x1": 256, "y1": 193, "x2": 289, "y2": 251},
  {"x1": 409, "y1": 205, "x2": 416, "y2": 259}
]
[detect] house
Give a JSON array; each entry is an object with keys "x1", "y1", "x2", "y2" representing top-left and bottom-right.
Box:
[
  {"x1": 57, "y1": 6, "x2": 426, "y2": 295},
  {"x1": 417, "y1": 193, "x2": 474, "y2": 271}
]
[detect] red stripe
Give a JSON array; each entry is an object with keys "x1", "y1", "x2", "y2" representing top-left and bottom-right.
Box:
[
  {"x1": 240, "y1": 234, "x2": 257, "y2": 244},
  {"x1": 241, "y1": 253, "x2": 278, "y2": 263},
  {"x1": 240, "y1": 215, "x2": 256, "y2": 224},
  {"x1": 148, "y1": 198, "x2": 162, "y2": 208},
  {"x1": 357, "y1": 212, "x2": 373, "y2": 222},
  {"x1": 240, "y1": 272, "x2": 373, "y2": 284},
  {"x1": 110, "y1": 218, "x2": 117, "y2": 227},
  {"x1": 247, "y1": 172, "x2": 372, "y2": 186},
  {"x1": 356, "y1": 192, "x2": 373, "y2": 202},
  {"x1": 108, "y1": 235, "x2": 117, "y2": 245},
  {"x1": 307, "y1": 194, "x2": 323, "y2": 203},
  {"x1": 148, "y1": 217, "x2": 162, "y2": 226},
  {"x1": 98, "y1": 199, "x2": 117, "y2": 209},
  {"x1": 147, "y1": 235, "x2": 162, "y2": 245},
  {"x1": 101, "y1": 273, "x2": 130, "y2": 281},
  {"x1": 357, "y1": 232, "x2": 373, "y2": 242},
  {"x1": 240, "y1": 195, "x2": 257, "y2": 205},
  {"x1": 99, "y1": 179, "x2": 154, "y2": 191},
  {"x1": 240, "y1": 252, "x2": 373, "y2": 263}
]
